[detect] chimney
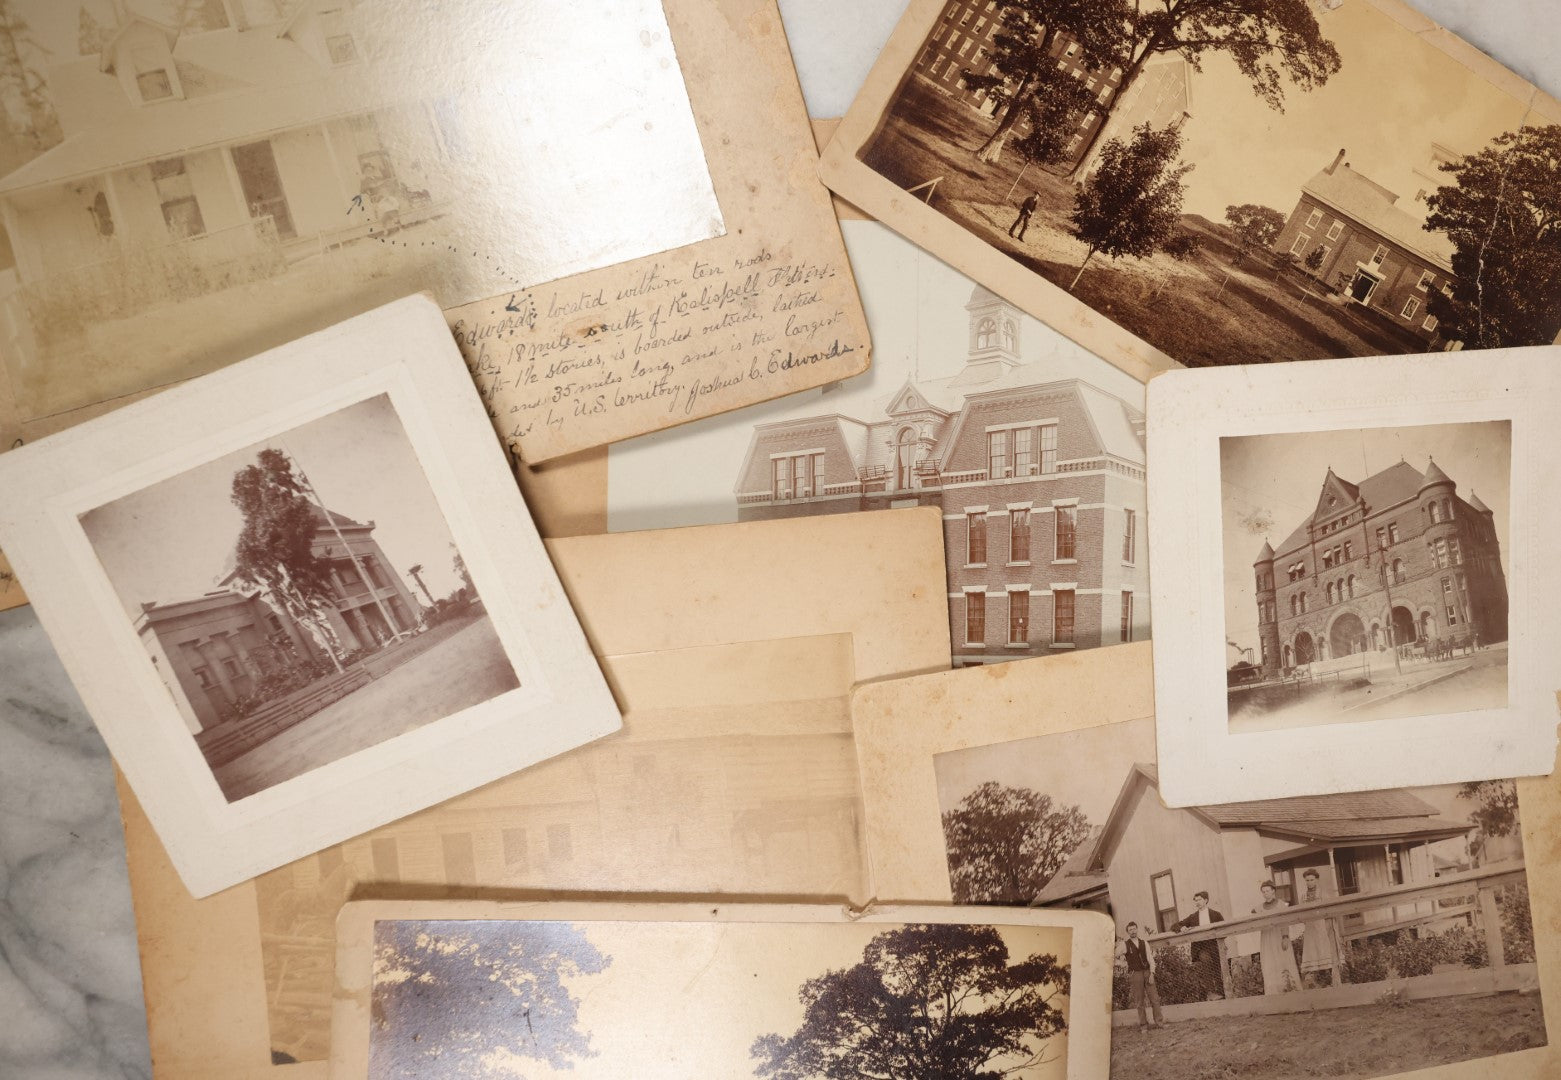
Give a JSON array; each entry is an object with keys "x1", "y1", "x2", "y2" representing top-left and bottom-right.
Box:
[{"x1": 1326, "y1": 148, "x2": 1347, "y2": 175}]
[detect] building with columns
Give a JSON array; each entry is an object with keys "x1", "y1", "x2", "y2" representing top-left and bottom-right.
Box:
[
  {"x1": 733, "y1": 285, "x2": 1149, "y2": 664},
  {"x1": 136, "y1": 503, "x2": 420, "y2": 733},
  {"x1": 1253, "y1": 458, "x2": 1508, "y2": 676}
]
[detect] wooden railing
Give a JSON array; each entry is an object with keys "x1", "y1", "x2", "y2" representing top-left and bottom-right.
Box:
[{"x1": 1116, "y1": 863, "x2": 1532, "y2": 1025}]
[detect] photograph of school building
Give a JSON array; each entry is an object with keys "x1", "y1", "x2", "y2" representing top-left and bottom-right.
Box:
[
  {"x1": 732, "y1": 283, "x2": 1149, "y2": 663},
  {"x1": 853, "y1": 0, "x2": 1561, "y2": 367}
]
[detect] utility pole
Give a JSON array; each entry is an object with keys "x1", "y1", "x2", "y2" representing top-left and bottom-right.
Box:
[{"x1": 1378, "y1": 536, "x2": 1403, "y2": 676}]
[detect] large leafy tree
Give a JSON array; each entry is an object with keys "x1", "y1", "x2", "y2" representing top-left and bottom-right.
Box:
[
  {"x1": 941, "y1": 781, "x2": 1091, "y2": 904},
  {"x1": 1069, "y1": 122, "x2": 1194, "y2": 289},
  {"x1": 371, "y1": 919, "x2": 610, "y2": 1079},
  {"x1": 0, "y1": 1, "x2": 62, "y2": 154},
  {"x1": 229, "y1": 448, "x2": 345, "y2": 662},
  {"x1": 1224, "y1": 203, "x2": 1286, "y2": 265},
  {"x1": 962, "y1": 0, "x2": 1125, "y2": 164},
  {"x1": 752, "y1": 923, "x2": 1069, "y2": 1080},
  {"x1": 1065, "y1": 0, "x2": 1341, "y2": 177},
  {"x1": 1424, "y1": 125, "x2": 1561, "y2": 348},
  {"x1": 1459, "y1": 779, "x2": 1519, "y2": 843}
]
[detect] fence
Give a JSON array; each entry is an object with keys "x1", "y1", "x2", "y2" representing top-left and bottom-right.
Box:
[{"x1": 1115, "y1": 863, "x2": 1534, "y2": 1026}]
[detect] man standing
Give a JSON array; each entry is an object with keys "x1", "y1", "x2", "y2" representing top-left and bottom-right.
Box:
[
  {"x1": 1008, "y1": 191, "x2": 1039, "y2": 242},
  {"x1": 1171, "y1": 890, "x2": 1227, "y2": 1000},
  {"x1": 1120, "y1": 921, "x2": 1164, "y2": 1029}
]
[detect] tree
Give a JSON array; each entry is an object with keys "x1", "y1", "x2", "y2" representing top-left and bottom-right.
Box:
[
  {"x1": 941, "y1": 781, "x2": 1091, "y2": 904},
  {"x1": 962, "y1": 0, "x2": 1126, "y2": 164},
  {"x1": 229, "y1": 448, "x2": 346, "y2": 664},
  {"x1": 752, "y1": 923, "x2": 1069, "y2": 1080},
  {"x1": 406, "y1": 563, "x2": 435, "y2": 607},
  {"x1": 1068, "y1": 122, "x2": 1194, "y2": 290},
  {"x1": 371, "y1": 919, "x2": 610, "y2": 1079},
  {"x1": 1223, "y1": 203, "x2": 1286, "y2": 265},
  {"x1": 1459, "y1": 779, "x2": 1519, "y2": 845},
  {"x1": 1424, "y1": 125, "x2": 1561, "y2": 348},
  {"x1": 0, "y1": 1, "x2": 62, "y2": 153},
  {"x1": 1304, "y1": 244, "x2": 1325, "y2": 273},
  {"x1": 168, "y1": 0, "x2": 232, "y2": 32},
  {"x1": 1065, "y1": 0, "x2": 1341, "y2": 179},
  {"x1": 77, "y1": 6, "x2": 110, "y2": 56},
  {"x1": 450, "y1": 544, "x2": 472, "y2": 597}
]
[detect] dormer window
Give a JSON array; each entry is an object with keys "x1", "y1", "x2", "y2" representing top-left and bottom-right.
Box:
[
  {"x1": 976, "y1": 317, "x2": 997, "y2": 349},
  {"x1": 131, "y1": 45, "x2": 177, "y2": 103}
]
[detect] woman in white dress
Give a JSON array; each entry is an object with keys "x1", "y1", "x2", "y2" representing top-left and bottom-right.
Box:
[{"x1": 1252, "y1": 880, "x2": 1302, "y2": 994}]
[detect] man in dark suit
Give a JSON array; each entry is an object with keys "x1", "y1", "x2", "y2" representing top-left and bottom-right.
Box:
[
  {"x1": 1119, "y1": 921, "x2": 1163, "y2": 1029},
  {"x1": 1171, "y1": 890, "x2": 1227, "y2": 1000}
]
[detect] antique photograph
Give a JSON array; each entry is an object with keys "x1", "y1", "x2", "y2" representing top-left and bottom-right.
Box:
[
  {"x1": 79, "y1": 393, "x2": 518, "y2": 801},
  {"x1": 1146, "y1": 350, "x2": 1559, "y2": 806},
  {"x1": 0, "y1": 0, "x2": 720, "y2": 422},
  {"x1": 934, "y1": 716, "x2": 1545, "y2": 1080},
  {"x1": 327, "y1": 902, "x2": 1114, "y2": 1080},
  {"x1": 1221, "y1": 421, "x2": 1510, "y2": 734},
  {"x1": 825, "y1": 0, "x2": 1561, "y2": 378},
  {"x1": 610, "y1": 219, "x2": 1151, "y2": 663}
]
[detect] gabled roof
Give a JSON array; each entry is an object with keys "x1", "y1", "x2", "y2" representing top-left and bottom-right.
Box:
[
  {"x1": 1273, "y1": 460, "x2": 1427, "y2": 560},
  {"x1": 1467, "y1": 490, "x2": 1492, "y2": 514},
  {"x1": 1301, "y1": 162, "x2": 1456, "y2": 271},
  {"x1": 306, "y1": 504, "x2": 367, "y2": 531},
  {"x1": 98, "y1": 15, "x2": 181, "y2": 75}
]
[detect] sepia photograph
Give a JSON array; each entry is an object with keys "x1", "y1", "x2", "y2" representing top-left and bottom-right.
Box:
[
  {"x1": 1221, "y1": 421, "x2": 1510, "y2": 734},
  {"x1": 825, "y1": 0, "x2": 1561, "y2": 379},
  {"x1": 0, "y1": 0, "x2": 720, "y2": 422},
  {"x1": 327, "y1": 902, "x2": 1115, "y2": 1080},
  {"x1": 934, "y1": 716, "x2": 1545, "y2": 1080},
  {"x1": 79, "y1": 393, "x2": 518, "y2": 802},
  {"x1": 610, "y1": 219, "x2": 1151, "y2": 664}
]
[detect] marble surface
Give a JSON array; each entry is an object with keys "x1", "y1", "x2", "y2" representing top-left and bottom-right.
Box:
[{"x1": 1, "y1": 1, "x2": 1557, "y2": 1077}]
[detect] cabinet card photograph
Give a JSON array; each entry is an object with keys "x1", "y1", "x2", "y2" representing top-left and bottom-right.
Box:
[
  {"x1": 1148, "y1": 349, "x2": 1560, "y2": 806},
  {"x1": 0, "y1": 295, "x2": 621, "y2": 896},
  {"x1": 610, "y1": 219, "x2": 1151, "y2": 666},
  {"x1": 849, "y1": 645, "x2": 1561, "y2": 1080},
  {"x1": 819, "y1": 0, "x2": 1561, "y2": 383},
  {"x1": 329, "y1": 901, "x2": 1116, "y2": 1080},
  {"x1": 0, "y1": 0, "x2": 720, "y2": 427}
]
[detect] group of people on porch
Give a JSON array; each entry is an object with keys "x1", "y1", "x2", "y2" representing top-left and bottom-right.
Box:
[{"x1": 1118, "y1": 870, "x2": 1339, "y2": 1029}]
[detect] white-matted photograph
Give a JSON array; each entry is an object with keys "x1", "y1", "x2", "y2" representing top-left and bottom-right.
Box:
[
  {"x1": 79, "y1": 393, "x2": 518, "y2": 802},
  {"x1": 0, "y1": 294, "x2": 621, "y2": 896},
  {"x1": 1221, "y1": 421, "x2": 1510, "y2": 734},
  {"x1": 1147, "y1": 349, "x2": 1560, "y2": 807}
]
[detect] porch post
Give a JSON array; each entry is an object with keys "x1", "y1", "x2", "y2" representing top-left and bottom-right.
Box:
[
  {"x1": 1216, "y1": 933, "x2": 1231, "y2": 999},
  {"x1": 1478, "y1": 884, "x2": 1507, "y2": 969},
  {"x1": 1327, "y1": 916, "x2": 1343, "y2": 988},
  {"x1": 317, "y1": 121, "x2": 354, "y2": 205}
]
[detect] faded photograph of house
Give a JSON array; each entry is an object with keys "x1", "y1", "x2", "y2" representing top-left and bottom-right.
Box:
[{"x1": 0, "y1": 0, "x2": 719, "y2": 421}]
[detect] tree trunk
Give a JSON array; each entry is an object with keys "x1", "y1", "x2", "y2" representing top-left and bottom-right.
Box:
[
  {"x1": 1069, "y1": 249, "x2": 1094, "y2": 291},
  {"x1": 975, "y1": 74, "x2": 1036, "y2": 165},
  {"x1": 1066, "y1": 46, "x2": 1155, "y2": 182}
]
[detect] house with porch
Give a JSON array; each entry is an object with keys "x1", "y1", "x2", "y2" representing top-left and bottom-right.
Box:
[
  {"x1": 1035, "y1": 763, "x2": 1477, "y2": 947},
  {"x1": 137, "y1": 503, "x2": 420, "y2": 733}
]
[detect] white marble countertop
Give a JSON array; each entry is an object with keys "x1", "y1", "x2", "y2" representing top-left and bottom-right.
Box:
[{"x1": 1, "y1": 1, "x2": 1555, "y2": 1076}]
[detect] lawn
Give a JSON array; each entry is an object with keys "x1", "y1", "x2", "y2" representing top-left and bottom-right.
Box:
[
  {"x1": 860, "y1": 77, "x2": 1431, "y2": 367},
  {"x1": 1112, "y1": 993, "x2": 1547, "y2": 1080},
  {"x1": 212, "y1": 613, "x2": 520, "y2": 801}
]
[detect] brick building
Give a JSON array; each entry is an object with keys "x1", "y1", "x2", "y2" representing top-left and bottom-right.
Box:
[
  {"x1": 1253, "y1": 459, "x2": 1508, "y2": 676},
  {"x1": 911, "y1": 0, "x2": 1191, "y2": 171},
  {"x1": 733, "y1": 286, "x2": 1149, "y2": 664},
  {"x1": 1272, "y1": 148, "x2": 1459, "y2": 345}
]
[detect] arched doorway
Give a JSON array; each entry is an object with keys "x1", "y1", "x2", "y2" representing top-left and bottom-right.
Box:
[
  {"x1": 1329, "y1": 612, "x2": 1366, "y2": 657},
  {"x1": 1390, "y1": 606, "x2": 1416, "y2": 645},
  {"x1": 1370, "y1": 622, "x2": 1382, "y2": 650},
  {"x1": 895, "y1": 428, "x2": 916, "y2": 489},
  {"x1": 1293, "y1": 632, "x2": 1315, "y2": 666},
  {"x1": 1419, "y1": 612, "x2": 1434, "y2": 641}
]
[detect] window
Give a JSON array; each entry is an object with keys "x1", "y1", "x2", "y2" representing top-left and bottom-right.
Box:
[
  {"x1": 1371, "y1": 244, "x2": 1388, "y2": 266},
  {"x1": 193, "y1": 666, "x2": 212, "y2": 688},
  {"x1": 501, "y1": 828, "x2": 528, "y2": 870},
  {"x1": 1064, "y1": 40, "x2": 1078, "y2": 56},
  {"x1": 1392, "y1": 559, "x2": 1405, "y2": 584},
  {"x1": 1053, "y1": 589, "x2": 1075, "y2": 644},
  {"x1": 929, "y1": 56, "x2": 945, "y2": 76},
  {"x1": 1417, "y1": 269, "x2": 1435, "y2": 292},
  {"x1": 1013, "y1": 427, "x2": 1034, "y2": 473},
  {"x1": 327, "y1": 33, "x2": 358, "y2": 63},
  {"x1": 137, "y1": 69, "x2": 174, "y2": 102},
  {"x1": 1448, "y1": 537, "x2": 1462, "y2": 565},
  {"x1": 1443, "y1": 499, "x2": 1453, "y2": 520},
  {"x1": 547, "y1": 823, "x2": 573, "y2": 861},
  {"x1": 966, "y1": 591, "x2": 986, "y2": 645},
  {"x1": 1386, "y1": 845, "x2": 1404, "y2": 886},
  {"x1": 1151, "y1": 870, "x2": 1178, "y2": 933},
  {"x1": 1009, "y1": 509, "x2": 1031, "y2": 563},
  {"x1": 1434, "y1": 537, "x2": 1449, "y2": 567},
  {"x1": 1008, "y1": 591, "x2": 1029, "y2": 645},
  {"x1": 1402, "y1": 297, "x2": 1419, "y2": 320},
  {"x1": 959, "y1": 37, "x2": 972, "y2": 56},
  {"x1": 976, "y1": 317, "x2": 997, "y2": 349},
  {"x1": 150, "y1": 157, "x2": 205, "y2": 238},
  {"x1": 1054, "y1": 506, "x2": 1077, "y2": 560},
  {"x1": 771, "y1": 457, "x2": 792, "y2": 500},
  {"x1": 1388, "y1": 522, "x2": 1400, "y2": 544},
  {"x1": 1039, "y1": 424, "x2": 1058, "y2": 473},
  {"x1": 1423, "y1": 314, "x2": 1439, "y2": 332},
  {"x1": 1122, "y1": 508, "x2": 1137, "y2": 564},
  {"x1": 1343, "y1": 541, "x2": 1353, "y2": 561},
  {"x1": 1327, "y1": 220, "x2": 1343, "y2": 241},
  {"x1": 1121, "y1": 591, "x2": 1134, "y2": 642},
  {"x1": 1290, "y1": 594, "x2": 1298, "y2": 617},
  {"x1": 1300, "y1": 592, "x2": 1309, "y2": 613},
  {"x1": 1086, "y1": 76, "x2": 1097, "y2": 90},
  {"x1": 440, "y1": 833, "x2": 476, "y2": 884},
  {"x1": 1305, "y1": 208, "x2": 1323, "y2": 229},
  {"x1": 1290, "y1": 233, "x2": 1311, "y2": 255},
  {"x1": 1429, "y1": 501, "x2": 1441, "y2": 524},
  {"x1": 967, "y1": 513, "x2": 987, "y2": 565},
  {"x1": 988, "y1": 430, "x2": 1010, "y2": 477},
  {"x1": 1336, "y1": 849, "x2": 1360, "y2": 895},
  {"x1": 1271, "y1": 868, "x2": 1296, "y2": 905},
  {"x1": 1347, "y1": 574, "x2": 1356, "y2": 598},
  {"x1": 1443, "y1": 577, "x2": 1458, "y2": 624},
  {"x1": 1323, "y1": 550, "x2": 1335, "y2": 570},
  {"x1": 1326, "y1": 582, "x2": 1335, "y2": 604},
  {"x1": 339, "y1": 562, "x2": 361, "y2": 586}
]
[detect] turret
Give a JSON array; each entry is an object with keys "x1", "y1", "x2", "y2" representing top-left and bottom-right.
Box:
[{"x1": 1253, "y1": 538, "x2": 1281, "y2": 675}]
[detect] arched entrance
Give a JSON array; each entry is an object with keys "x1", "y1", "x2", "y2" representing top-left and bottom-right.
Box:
[
  {"x1": 1293, "y1": 632, "x2": 1315, "y2": 666},
  {"x1": 895, "y1": 428, "x2": 916, "y2": 489},
  {"x1": 1419, "y1": 612, "x2": 1434, "y2": 641},
  {"x1": 1370, "y1": 622, "x2": 1382, "y2": 650},
  {"x1": 1329, "y1": 612, "x2": 1367, "y2": 658},
  {"x1": 1390, "y1": 606, "x2": 1416, "y2": 646}
]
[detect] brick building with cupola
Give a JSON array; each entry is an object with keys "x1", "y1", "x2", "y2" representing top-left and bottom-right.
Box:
[
  {"x1": 733, "y1": 285, "x2": 1149, "y2": 665},
  {"x1": 1253, "y1": 458, "x2": 1507, "y2": 676}
]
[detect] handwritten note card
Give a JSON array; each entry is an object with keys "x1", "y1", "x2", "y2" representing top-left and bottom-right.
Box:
[{"x1": 441, "y1": 0, "x2": 871, "y2": 462}]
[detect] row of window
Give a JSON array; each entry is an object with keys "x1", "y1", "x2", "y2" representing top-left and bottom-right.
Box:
[
  {"x1": 963, "y1": 588, "x2": 1124, "y2": 647},
  {"x1": 988, "y1": 423, "x2": 1059, "y2": 478},
  {"x1": 967, "y1": 506, "x2": 1136, "y2": 565},
  {"x1": 771, "y1": 451, "x2": 826, "y2": 500}
]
